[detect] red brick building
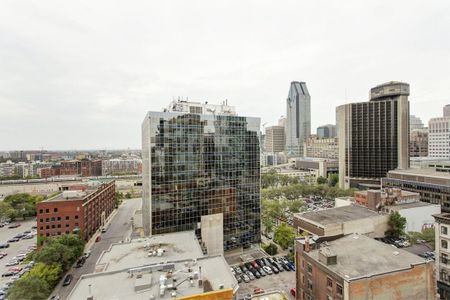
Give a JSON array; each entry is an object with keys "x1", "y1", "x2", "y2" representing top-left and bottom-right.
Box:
[
  {"x1": 38, "y1": 159, "x2": 103, "y2": 178},
  {"x1": 37, "y1": 180, "x2": 115, "y2": 243}
]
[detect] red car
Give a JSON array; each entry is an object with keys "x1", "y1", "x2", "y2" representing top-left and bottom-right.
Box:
[
  {"x1": 290, "y1": 288, "x2": 296, "y2": 297},
  {"x1": 254, "y1": 288, "x2": 264, "y2": 294},
  {"x1": 95, "y1": 236, "x2": 101, "y2": 242}
]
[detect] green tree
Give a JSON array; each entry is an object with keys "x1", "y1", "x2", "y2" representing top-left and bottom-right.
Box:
[
  {"x1": 115, "y1": 191, "x2": 124, "y2": 207},
  {"x1": 125, "y1": 192, "x2": 132, "y2": 199},
  {"x1": 0, "y1": 201, "x2": 18, "y2": 221},
  {"x1": 35, "y1": 242, "x2": 73, "y2": 270},
  {"x1": 386, "y1": 212, "x2": 407, "y2": 238},
  {"x1": 285, "y1": 200, "x2": 304, "y2": 213},
  {"x1": 3, "y1": 193, "x2": 43, "y2": 220},
  {"x1": 328, "y1": 173, "x2": 339, "y2": 187},
  {"x1": 263, "y1": 243, "x2": 278, "y2": 255},
  {"x1": 316, "y1": 176, "x2": 327, "y2": 185},
  {"x1": 274, "y1": 223, "x2": 296, "y2": 250},
  {"x1": 24, "y1": 263, "x2": 62, "y2": 287},
  {"x1": 7, "y1": 275, "x2": 50, "y2": 300}
]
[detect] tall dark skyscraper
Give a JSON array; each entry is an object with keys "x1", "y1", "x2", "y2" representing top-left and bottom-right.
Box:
[
  {"x1": 142, "y1": 100, "x2": 261, "y2": 250},
  {"x1": 337, "y1": 81, "x2": 410, "y2": 189},
  {"x1": 285, "y1": 82, "x2": 311, "y2": 157}
]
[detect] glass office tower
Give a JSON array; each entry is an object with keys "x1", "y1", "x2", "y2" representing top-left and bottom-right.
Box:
[{"x1": 142, "y1": 109, "x2": 261, "y2": 250}]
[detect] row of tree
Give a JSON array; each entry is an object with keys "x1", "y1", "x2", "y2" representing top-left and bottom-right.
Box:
[
  {"x1": 262, "y1": 171, "x2": 340, "y2": 189},
  {"x1": 0, "y1": 193, "x2": 45, "y2": 221},
  {"x1": 262, "y1": 183, "x2": 356, "y2": 200},
  {"x1": 7, "y1": 234, "x2": 85, "y2": 300}
]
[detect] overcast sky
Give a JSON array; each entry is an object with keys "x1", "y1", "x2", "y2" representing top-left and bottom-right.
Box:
[{"x1": 1, "y1": 0, "x2": 449, "y2": 150}]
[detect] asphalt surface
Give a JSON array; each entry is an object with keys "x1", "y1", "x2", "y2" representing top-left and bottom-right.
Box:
[{"x1": 50, "y1": 198, "x2": 141, "y2": 300}]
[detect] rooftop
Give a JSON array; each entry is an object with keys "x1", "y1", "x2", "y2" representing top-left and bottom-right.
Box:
[
  {"x1": 387, "y1": 168, "x2": 450, "y2": 180},
  {"x1": 43, "y1": 180, "x2": 110, "y2": 202},
  {"x1": 68, "y1": 255, "x2": 237, "y2": 300},
  {"x1": 387, "y1": 201, "x2": 438, "y2": 211},
  {"x1": 305, "y1": 234, "x2": 428, "y2": 281},
  {"x1": 295, "y1": 205, "x2": 383, "y2": 226},
  {"x1": 95, "y1": 231, "x2": 205, "y2": 273}
]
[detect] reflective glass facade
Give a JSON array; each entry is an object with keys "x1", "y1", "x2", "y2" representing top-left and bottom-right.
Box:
[{"x1": 142, "y1": 111, "x2": 261, "y2": 250}]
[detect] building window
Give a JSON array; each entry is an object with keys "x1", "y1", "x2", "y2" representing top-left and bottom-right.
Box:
[
  {"x1": 75, "y1": 215, "x2": 79, "y2": 219},
  {"x1": 57, "y1": 232, "x2": 61, "y2": 235},
  {"x1": 45, "y1": 218, "x2": 49, "y2": 222},
  {"x1": 51, "y1": 225, "x2": 55, "y2": 229},
  {"x1": 46, "y1": 225, "x2": 49, "y2": 229},
  {"x1": 51, "y1": 217, "x2": 55, "y2": 222},
  {"x1": 39, "y1": 209, "x2": 43, "y2": 214},
  {"x1": 65, "y1": 216, "x2": 70, "y2": 220},
  {"x1": 65, "y1": 231, "x2": 69, "y2": 234},
  {"x1": 307, "y1": 263, "x2": 312, "y2": 274},
  {"x1": 442, "y1": 239, "x2": 448, "y2": 249},
  {"x1": 307, "y1": 279, "x2": 313, "y2": 291},
  {"x1": 66, "y1": 224, "x2": 69, "y2": 228},
  {"x1": 40, "y1": 227, "x2": 43, "y2": 230},
  {"x1": 39, "y1": 219, "x2": 43, "y2": 222},
  {"x1": 442, "y1": 253, "x2": 448, "y2": 264},
  {"x1": 57, "y1": 217, "x2": 61, "y2": 221},
  {"x1": 337, "y1": 284, "x2": 343, "y2": 296},
  {"x1": 443, "y1": 226, "x2": 448, "y2": 235},
  {"x1": 54, "y1": 208, "x2": 58, "y2": 213},
  {"x1": 45, "y1": 209, "x2": 49, "y2": 213},
  {"x1": 57, "y1": 224, "x2": 61, "y2": 228},
  {"x1": 327, "y1": 277, "x2": 333, "y2": 289}
]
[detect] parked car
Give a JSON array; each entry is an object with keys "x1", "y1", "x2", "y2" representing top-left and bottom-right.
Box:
[
  {"x1": 6, "y1": 238, "x2": 19, "y2": 243},
  {"x1": 0, "y1": 244, "x2": 9, "y2": 249},
  {"x1": 83, "y1": 251, "x2": 91, "y2": 259},
  {"x1": 63, "y1": 274, "x2": 73, "y2": 286},
  {"x1": 246, "y1": 271, "x2": 255, "y2": 281},
  {"x1": 5, "y1": 260, "x2": 18, "y2": 267},
  {"x1": 1, "y1": 272, "x2": 15, "y2": 277},
  {"x1": 254, "y1": 288, "x2": 265, "y2": 294},
  {"x1": 95, "y1": 236, "x2": 101, "y2": 242},
  {"x1": 22, "y1": 235, "x2": 34, "y2": 240},
  {"x1": 290, "y1": 288, "x2": 297, "y2": 297},
  {"x1": 242, "y1": 274, "x2": 250, "y2": 283},
  {"x1": 270, "y1": 265, "x2": 279, "y2": 274},
  {"x1": 262, "y1": 265, "x2": 273, "y2": 275},
  {"x1": 7, "y1": 224, "x2": 20, "y2": 229}
]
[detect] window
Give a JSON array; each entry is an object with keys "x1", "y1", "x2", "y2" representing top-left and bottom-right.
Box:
[
  {"x1": 57, "y1": 224, "x2": 61, "y2": 228},
  {"x1": 443, "y1": 226, "x2": 448, "y2": 235},
  {"x1": 53, "y1": 208, "x2": 58, "y2": 213},
  {"x1": 51, "y1": 217, "x2": 55, "y2": 222},
  {"x1": 39, "y1": 219, "x2": 43, "y2": 222},
  {"x1": 46, "y1": 225, "x2": 49, "y2": 229},
  {"x1": 75, "y1": 215, "x2": 79, "y2": 220},
  {"x1": 327, "y1": 277, "x2": 333, "y2": 289},
  {"x1": 51, "y1": 225, "x2": 55, "y2": 229},
  {"x1": 307, "y1": 263, "x2": 312, "y2": 274},
  {"x1": 307, "y1": 279, "x2": 313, "y2": 291},
  {"x1": 442, "y1": 239, "x2": 448, "y2": 249},
  {"x1": 45, "y1": 218, "x2": 49, "y2": 222},
  {"x1": 337, "y1": 284, "x2": 343, "y2": 296},
  {"x1": 65, "y1": 231, "x2": 69, "y2": 234},
  {"x1": 65, "y1": 216, "x2": 70, "y2": 220},
  {"x1": 40, "y1": 227, "x2": 43, "y2": 230},
  {"x1": 39, "y1": 209, "x2": 43, "y2": 214},
  {"x1": 66, "y1": 224, "x2": 70, "y2": 228},
  {"x1": 45, "y1": 209, "x2": 49, "y2": 213},
  {"x1": 57, "y1": 217, "x2": 61, "y2": 221}
]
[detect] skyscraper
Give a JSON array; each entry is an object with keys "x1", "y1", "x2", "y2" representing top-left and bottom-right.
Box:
[
  {"x1": 285, "y1": 82, "x2": 311, "y2": 157},
  {"x1": 444, "y1": 104, "x2": 450, "y2": 118},
  {"x1": 428, "y1": 117, "x2": 450, "y2": 159},
  {"x1": 264, "y1": 126, "x2": 285, "y2": 153},
  {"x1": 337, "y1": 81, "x2": 410, "y2": 189},
  {"x1": 142, "y1": 100, "x2": 261, "y2": 250},
  {"x1": 316, "y1": 124, "x2": 337, "y2": 139},
  {"x1": 409, "y1": 115, "x2": 425, "y2": 130}
]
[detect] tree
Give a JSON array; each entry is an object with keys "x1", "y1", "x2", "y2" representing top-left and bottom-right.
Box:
[
  {"x1": 328, "y1": 173, "x2": 339, "y2": 187},
  {"x1": 285, "y1": 200, "x2": 304, "y2": 213},
  {"x1": 7, "y1": 275, "x2": 50, "y2": 300},
  {"x1": 24, "y1": 263, "x2": 62, "y2": 287},
  {"x1": 386, "y1": 212, "x2": 407, "y2": 238},
  {"x1": 316, "y1": 176, "x2": 327, "y2": 185},
  {"x1": 35, "y1": 242, "x2": 73, "y2": 270},
  {"x1": 263, "y1": 243, "x2": 278, "y2": 256},
  {"x1": 125, "y1": 192, "x2": 132, "y2": 199},
  {"x1": 3, "y1": 193, "x2": 44, "y2": 220},
  {"x1": 274, "y1": 223, "x2": 296, "y2": 250},
  {"x1": 0, "y1": 201, "x2": 18, "y2": 221}
]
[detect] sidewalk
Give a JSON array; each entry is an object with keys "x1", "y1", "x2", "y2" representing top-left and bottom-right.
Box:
[{"x1": 84, "y1": 204, "x2": 120, "y2": 252}]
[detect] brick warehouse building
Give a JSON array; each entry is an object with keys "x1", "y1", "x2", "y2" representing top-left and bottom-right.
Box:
[{"x1": 37, "y1": 180, "x2": 115, "y2": 243}]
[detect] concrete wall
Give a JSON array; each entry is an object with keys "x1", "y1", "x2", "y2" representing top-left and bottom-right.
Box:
[
  {"x1": 348, "y1": 263, "x2": 435, "y2": 300},
  {"x1": 201, "y1": 213, "x2": 224, "y2": 256},
  {"x1": 397, "y1": 205, "x2": 441, "y2": 232}
]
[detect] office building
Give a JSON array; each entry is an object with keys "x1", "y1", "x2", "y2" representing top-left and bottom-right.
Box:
[
  {"x1": 102, "y1": 158, "x2": 142, "y2": 175},
  {"x1": 316, "y1": 124, "x2": 336, "y2": 139},
  {"x1": 337, "y1": 81, "x2": 410, "y2": 189},
  {"x1": 444, "y1": 104, "x2": 450, "y2": 118},
  {"x1": 383, "y1": 168, "x2": 450, "y2": 211},
  {"x1": 264, "y1": 125, "x2": 285, "y2": 153},
  {"x1": 410, "y1": 129, "x2": 428, "y2": 157},
  {"x1": 410, "y1": 114, "x2": 425, "y2": 130},
  {"x1": 0, "y1": 161, "x2": 15, "y2": 178},
  {"x1": 434, "y1": 213, "x2": 450, "y2": 299},
  {"x1": 294, "y1": 157, "x2": 338, "y2": 178},
  {"x1": 36, "y1": 180, "x2": 115, "y2": 242},
  {"x1": 285, "y1": 82, "x2": 311, "y2": 157},
  {"x1": 295, "y1": 234, "x2": 435, "y2": 300},
  {"x1": 304, "y1": 136, "x2": 338, "y2": 159},
  {"x1": 142, "y1": 100, "x2": 261, "y2": 250},
  {"x1": 429, "y1": 117, "x2": 450, "y2": 159}
]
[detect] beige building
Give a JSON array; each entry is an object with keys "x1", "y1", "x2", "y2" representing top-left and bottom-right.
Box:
[
  {"x1": 265, "y1": 125, "x2": 285, "y2": 153},
  {"x1": 410, "y1": 128, "x2": 428, "y2": 157},
  {"x1": 429, "y1": 117, "x2": 450, "y2": 159},
  {"x1": 435, "y1": 213, "x2": 450, "y2": 299},
  {"x1": 337, "y1": 81, "x2": 410, "y2": 189},
  {"x1": 292, "y1": 205, "x2": 389, "y2": 238},
  {"x1": 304, "y1": 136, "x2": 338, "y2": 159}
]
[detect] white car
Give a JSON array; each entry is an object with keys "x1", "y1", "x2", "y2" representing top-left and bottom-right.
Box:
[{"x1": 263, "y1": 266, "x2": 273, "y2": 275}]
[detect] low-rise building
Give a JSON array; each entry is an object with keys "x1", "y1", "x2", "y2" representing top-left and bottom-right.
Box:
[
  {"x1": 410, "y1": 128, "x2": 428, "y2": 157},
  {"x1": 434, "y1": 213, "x2": 450, "y2": 299},
  {"x1": 304, "y1": 136, "x2": 338, "y2": 159},
  {"x1": 294, "y1": 157, "x2": 338, "y2": 178},
  {"x1": 383, "y1": 168, "x2": 450, "y2": 211},
  {"x1": 292, "y1": 205, "x2": 389, "y2": 238},
  {"x1": 68, "y1": 231, "x2": 238, "y2": 300},
  {"x1": 36, "y1": 180, "x2": 115, "y2": 242},
  {"x1": 295, "y1": 234, "x2": 435, "y2": 300}
]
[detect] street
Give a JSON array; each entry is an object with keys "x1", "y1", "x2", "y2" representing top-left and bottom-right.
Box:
[{"x1": 50, "y1": 198, "x2": 141, "y2": 300}]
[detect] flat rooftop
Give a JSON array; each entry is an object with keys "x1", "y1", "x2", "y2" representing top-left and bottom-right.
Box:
[
  {"x1": 356, "y1": 189, "x2": 419, "y2": 197},
  {"x1": 305, "y1": 234, "x2": 428, "y2": 281},
  {"x1": 69, "y1": 255, "x2": 237, "y2": 300},
  {"x1": 96, "y1": 231, "x2": 205, "y2": 273},
  {"x1": 387, "y1": 168, "x2": 450, "y2": 180},
  {"x1": 295, "y1": 205, "x2": 382, "y2": 226},
  {"x1": 388, "y1": 201, "x2": 439, "y2": 211},
  {"x1": 43, "y1": 180, "x2": 112, "y2": 202}
]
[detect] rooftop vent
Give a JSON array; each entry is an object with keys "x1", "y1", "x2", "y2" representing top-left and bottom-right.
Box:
[{"x1": 319, "y1": 247, "x2": 337, "y2": 266}]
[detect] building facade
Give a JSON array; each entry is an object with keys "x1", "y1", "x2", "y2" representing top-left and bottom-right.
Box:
[
  {"x1": 36, "y1": 180, "x2": 115, "y2": 242},
  {"x1": 410, "y1": 114, "x2": 425, "y2": 130},
  {"x1": 410, "y1": 129, "x2": 428, "y2": 157},
  {"x1": 285, "y1": 82, "x2": 311, "y2": 157},
  {"x1": 316, "y1": 124, "x2": 336, "y2": 139},
  {"x1": 337, "y1": 81, "x2": 410, "y2": 189},
  {"x1": 142, "y1": 102, "x2": 261, "y2": 250},
  {"x1": 304, "y1": 136, "x2": 338, "y2": 159},
  {"x1": 383, "y1": 168, "x2": 450, "y2": 211},
  {"x1": 444, "y1": 104, "x2": 450, "y2": 118},
  {"x1": 435, "y1": 213, "x2": 450, "y2": 299},
  {"x1": 429, "y1": 117, "x2": 450, "y2": 159},
  {"x1": 102, "y1": 158, "x2": 142, "y2": 175},
  {"x1": 264, "y1": 125, "x2": 285, "y2": 153}
]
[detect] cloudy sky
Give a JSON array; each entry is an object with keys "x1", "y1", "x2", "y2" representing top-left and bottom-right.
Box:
[{"x1": 1, "y1": 0, "x2": 449, "y2": 150}]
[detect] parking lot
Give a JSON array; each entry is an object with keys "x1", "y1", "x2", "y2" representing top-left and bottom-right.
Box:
[
  {"x1": 230, "y1": 256, "x2": 296, "y2": 300},
  {"x1": 0, "y1": 220, "x2": 37, "y2": 289}
]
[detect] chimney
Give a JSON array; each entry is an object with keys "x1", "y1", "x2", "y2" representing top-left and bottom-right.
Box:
[{"x1": 305, "y1": 236, "x2": 311, "y2": 253}]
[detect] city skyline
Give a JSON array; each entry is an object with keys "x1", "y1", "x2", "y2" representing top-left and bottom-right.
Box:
[{"x1": 1, "y1": 1, "x2": 450, "y2": 150}]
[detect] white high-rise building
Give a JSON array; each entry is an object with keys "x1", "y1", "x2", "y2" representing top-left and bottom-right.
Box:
[
  {"x1": 428, "y1": 117, "x2": 450, "y2": 159},
  {"x1": 285, "y1": 82, "x2": 311, "y2": 157},
  {"x1": 444, "y1": 104, "x2": 450, "y2": 118}
]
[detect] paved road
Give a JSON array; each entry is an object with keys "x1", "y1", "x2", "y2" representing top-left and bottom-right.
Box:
[{"x1": 51, "y1": 198, "x2": 141, "y2": 300}]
